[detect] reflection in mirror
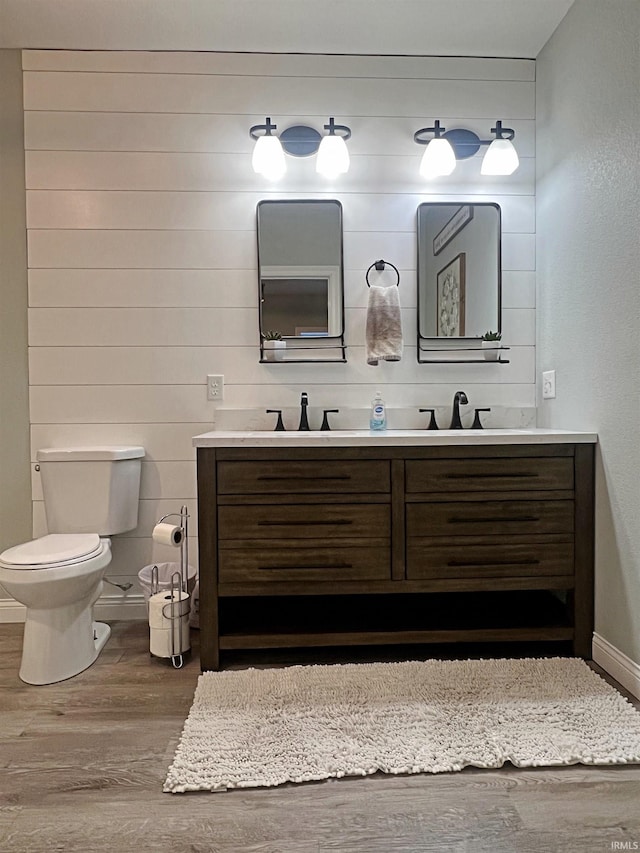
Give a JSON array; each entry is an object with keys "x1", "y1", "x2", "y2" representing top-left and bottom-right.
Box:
[
  {"x1": 257, "y1": 200, "x2": 346, "y2": 362},
  {"x1": 417, "y1": 203, "x2": 501, "y2": 360}
]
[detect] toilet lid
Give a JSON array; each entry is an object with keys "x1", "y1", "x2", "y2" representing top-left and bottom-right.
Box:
[{"x1": 0, "y1": 534, "x2": 103, "y2": 569}]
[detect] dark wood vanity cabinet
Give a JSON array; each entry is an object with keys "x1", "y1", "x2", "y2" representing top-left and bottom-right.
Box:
[{"x1": 197, "y1": 443, "x2": 595, "y2": 670}]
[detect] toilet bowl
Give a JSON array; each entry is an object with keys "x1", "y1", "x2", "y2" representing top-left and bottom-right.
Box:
[{"x1": 0, "y1": 534, "x2": 113, "y2": 684}]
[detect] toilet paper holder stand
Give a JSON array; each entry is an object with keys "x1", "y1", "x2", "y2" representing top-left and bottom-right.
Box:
[{"x1": 151, "y1": 505, "x2": 191, "y2": 668}]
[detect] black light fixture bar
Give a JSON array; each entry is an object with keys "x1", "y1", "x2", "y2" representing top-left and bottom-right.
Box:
[
  {"x1": 323, "y1": 117, "x2": 352, "y2": 141},
  {"x1": 249, "y1": 117, "x2": 278, "y2": 140},
  {"x1": 413, "y1": 119, "x2": 448, "y2": 144}
]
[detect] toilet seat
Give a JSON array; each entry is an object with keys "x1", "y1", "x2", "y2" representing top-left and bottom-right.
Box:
[{"x1": 0, "y1": 534, "x2": 106, "y2": 570}]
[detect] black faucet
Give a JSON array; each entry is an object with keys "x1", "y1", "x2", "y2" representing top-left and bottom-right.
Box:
[
  {"x1": 449, "y1": 390, "x2": 469, "y2": 429},
  {"x1": 298, "y1": 392, "x2": 310, "y2": 431}
]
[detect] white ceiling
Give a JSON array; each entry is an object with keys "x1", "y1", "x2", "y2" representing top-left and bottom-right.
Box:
[{"x1": 0, "y1": 0, "x2": 574, "y2": 58}]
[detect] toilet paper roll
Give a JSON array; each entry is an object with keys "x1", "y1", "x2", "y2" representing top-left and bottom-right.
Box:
[
  {"x1": 152, "y1": 522, "x2": 183, "y2": 547},
  {"x1": 148, "y1": 589, "x2": 190, "y2": 630},
  {"x1": 150, "y1": 617, "x2": 190, "y2": 658}
]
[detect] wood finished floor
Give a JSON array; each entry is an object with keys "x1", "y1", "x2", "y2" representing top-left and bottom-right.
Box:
[{"x1": 1, "y1": 622, "x2": 640, "y2": 853}]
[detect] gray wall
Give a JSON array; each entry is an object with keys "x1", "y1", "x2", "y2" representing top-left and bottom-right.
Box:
[
  {"x1": 0, "y1": 49, "x2": 31, "y2": 554},
  {"x1": 536, "y1": 0, "x2": 640, "y2": 664}
]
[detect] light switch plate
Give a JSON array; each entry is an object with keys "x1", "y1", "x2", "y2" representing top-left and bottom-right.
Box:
[
  {"x1": 207, "y1": 374, "x2": 224, "y2": 402},
  {"x1": 542, "y1": 370, "x2": 556, "y2": 399}
]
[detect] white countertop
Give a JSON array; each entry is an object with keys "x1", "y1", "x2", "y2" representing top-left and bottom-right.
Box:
[{"x1": 193, "y1": 429, "x2": 598, "y2": 448}]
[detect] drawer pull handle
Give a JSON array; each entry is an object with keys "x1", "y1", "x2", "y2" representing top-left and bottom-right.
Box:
[
  {"x1": 257, "y1": 519, "x2": 353, "y2": 527},
  {"x1": 445, "y1": 472, "x2": 537, "y2": 479},
  {"x1": 447, "y1": 558, "x2": 540, "y2": 568},
  {"x1": 256, "y1": 475, "x2": 351, "y2": 481},
  {"x1": 449, "y1": 515, "x2": 539, "y2": 524},
  {"x1": 259, "y1": 563, "x2": 353, "y2": 571}
]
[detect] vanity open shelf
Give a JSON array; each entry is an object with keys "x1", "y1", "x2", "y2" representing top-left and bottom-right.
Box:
[
  {"x1": 195, "y1": 434, "x2": 596, "y2": 671},
  {"x1": 218, "y1": 591, "x2": 573, "y2": 651}
]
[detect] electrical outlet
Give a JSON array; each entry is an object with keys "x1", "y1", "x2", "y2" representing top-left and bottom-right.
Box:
[
  {"x1": 542, "y1": 370, "x2": 556, "y2": 400},
  {"x1": 207, "y1": 374, "x2": 224, "y2": 402}
]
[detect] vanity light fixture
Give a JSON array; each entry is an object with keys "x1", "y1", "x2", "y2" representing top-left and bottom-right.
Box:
[
  {"x1": 249, "y1": 117, "x2": 352, "y2": 180},
  {"x1": 315, "y1": 118, "x2": 352, "y2": 178},
  {"x1": 414, "y1": 120, "x2": 519, "y2": 177},
  {"x1": 250, "y1": 117, "x2": 286, "y2": 180}
]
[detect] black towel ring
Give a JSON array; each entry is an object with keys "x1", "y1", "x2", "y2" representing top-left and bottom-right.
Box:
[{"x1": 366, "y1": 259, "x2": 400, "y2": 288}]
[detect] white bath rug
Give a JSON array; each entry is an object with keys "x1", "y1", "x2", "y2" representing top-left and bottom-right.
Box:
[{"x1": 164, "y1": 657, "x2": 640, "y2": 793}]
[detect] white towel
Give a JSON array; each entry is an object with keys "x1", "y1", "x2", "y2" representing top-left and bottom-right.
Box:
[{"x1": 366, "y1": 284, "x2": 403, "y2": 365}]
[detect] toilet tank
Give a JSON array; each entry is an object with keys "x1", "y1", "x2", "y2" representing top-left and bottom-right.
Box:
[{"x1": 36, "y1": 446, "x2": 145, "y2": 535}]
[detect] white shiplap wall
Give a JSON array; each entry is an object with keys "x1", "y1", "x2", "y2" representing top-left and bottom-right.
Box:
[{"x1": 20, "y1": 50, "x2": 536, "y2": 616}]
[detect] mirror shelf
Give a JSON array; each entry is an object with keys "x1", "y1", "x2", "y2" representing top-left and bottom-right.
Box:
[
  {"x1": 259, "y1": 340, "x2": 347, "y2": 364},
  {"x1": 417, "y1": 343, "x2": 510, "y2": 364},
  {"x1": 417, "y1": 352, "x2": 510, "y2": 364}
]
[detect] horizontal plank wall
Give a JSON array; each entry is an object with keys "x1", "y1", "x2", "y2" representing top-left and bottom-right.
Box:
[{"x1": 19, "y1": 50, "x2": 536, "y2": 616}]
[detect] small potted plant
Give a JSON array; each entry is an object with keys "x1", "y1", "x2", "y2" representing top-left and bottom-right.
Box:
[
  {"x1": 262, "y1": 330, "x2": 286, "y2": 361},
  {"x1": 481, "y1": 330, "x2": 502, "y2": 361}
]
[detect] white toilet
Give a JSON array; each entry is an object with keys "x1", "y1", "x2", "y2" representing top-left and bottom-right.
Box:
[{"x1": 0, "y1": 445, "x2": 145, "y2": 685}]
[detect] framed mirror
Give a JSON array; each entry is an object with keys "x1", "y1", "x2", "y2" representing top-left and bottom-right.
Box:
[
  {"x1": 417, "y1": 202, "x2": 504, "y2": 362},
  {"x1": 257, "y1": 200, "x2": 346, "y2": 362}
]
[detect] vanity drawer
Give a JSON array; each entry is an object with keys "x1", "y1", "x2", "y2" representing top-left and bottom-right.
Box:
[
  {"x1": 218, "y1": 546, "x2": 390, "y2": 584},
  {"x1": 407, "y1": 541, "x2": 574, "y2": 579},
  {"x1": 217, "y1": 460, "x2": 390, "y2": 495},
  {"x1": 405, "y1": 457, "x2": 574, "y2": 494},
  {"x1": 407, "y1": 500, "x2": 575, "y2": 537},
  {"x1": 218, "y1": 504, "x2": 390, "y2": 540}
]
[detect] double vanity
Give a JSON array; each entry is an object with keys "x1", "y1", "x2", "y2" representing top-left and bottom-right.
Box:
[{"x1": 193, "y1": 429, "x2": 596, "y2": 671}]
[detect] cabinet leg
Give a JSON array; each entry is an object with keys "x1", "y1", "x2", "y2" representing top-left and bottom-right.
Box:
[
  {"x1": 200, "y1": 637, "x2": 220, "y2": 671},
  {"x1": 567, "y1": 589, "x2": 591, "y2": 659}
]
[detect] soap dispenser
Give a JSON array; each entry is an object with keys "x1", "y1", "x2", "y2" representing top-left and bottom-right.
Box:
[{"x1": 370, "y1": 391, "x2": 387, "y2": 431}]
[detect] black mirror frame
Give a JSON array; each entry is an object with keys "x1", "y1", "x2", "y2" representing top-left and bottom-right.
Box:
[
  {"x1": 257, "y1": 199, "x2": 347, "y2": 363},
  {"x1": 416, "y1": 201, "x2": 506, "y2": 364}
]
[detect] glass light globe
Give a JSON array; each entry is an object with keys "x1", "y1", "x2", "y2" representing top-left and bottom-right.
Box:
[
  {"x1": 316, "y1": 134, "x2": 350, "y2": 178},
  {"x1": 251, "y1": 135, "x2": 286, "y2": 180},
  {"x1": 481, "y1": 139, "x2": 519, "y2": 175},
  {"x1": 419, "y1": 138, "x2": 457, "y2": 178}
]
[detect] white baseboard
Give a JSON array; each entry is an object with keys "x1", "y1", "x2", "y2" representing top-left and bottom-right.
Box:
[
  {"x1": 0, "y1": 599, "x2": 26, "y2": 623},
  {"x1": 0, "y1": 594, "x2": 147, "y2": 623},
  {"x1": 95, "y1": 594, "x2": 148, "y2": 621},
  {"x1": 592, "y1": 633, "x2": 640, "y2": 700}
]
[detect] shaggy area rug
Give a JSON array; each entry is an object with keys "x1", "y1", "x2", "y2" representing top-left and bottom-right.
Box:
[{"x1": 164, "y1": 657, "x2": 640, "y2": 793}]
